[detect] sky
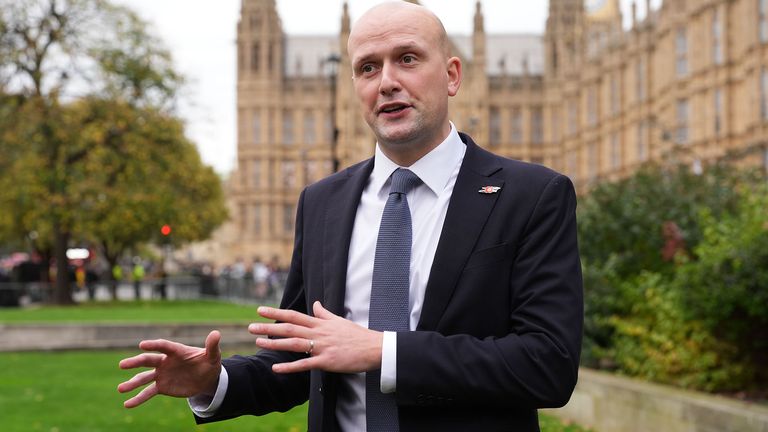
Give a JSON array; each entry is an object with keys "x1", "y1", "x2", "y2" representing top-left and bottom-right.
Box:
[{"x1": 116, "y1": 0, "x2": 663, "y2": 176}]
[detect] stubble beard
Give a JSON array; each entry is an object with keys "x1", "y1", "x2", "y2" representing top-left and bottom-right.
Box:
[{"x1": 372, "y1": 112, "x2": 426, "y2": 150}]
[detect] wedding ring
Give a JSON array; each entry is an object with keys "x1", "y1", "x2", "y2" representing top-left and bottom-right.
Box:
[{"x1": 305, "y1": 339, "x2": 315, "y2": 355}]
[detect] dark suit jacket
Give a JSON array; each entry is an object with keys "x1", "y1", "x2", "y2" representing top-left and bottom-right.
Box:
[{"x1": 198, "y1": 133, "x2": 583, "y2": 432}]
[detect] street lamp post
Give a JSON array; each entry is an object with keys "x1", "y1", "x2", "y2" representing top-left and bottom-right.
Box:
[{"x1": 325, "y1": 54, "x2": 341, "y2": 173}]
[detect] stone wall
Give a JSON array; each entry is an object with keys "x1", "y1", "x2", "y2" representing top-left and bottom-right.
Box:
[
  {"x1": 546, "y1": 368, "x2": 768, "y2": 432},
  {"x1": 0, "y1": 323, "x2": 257, "y2": 351}
]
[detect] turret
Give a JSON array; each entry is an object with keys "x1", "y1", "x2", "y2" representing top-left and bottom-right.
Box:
[
  {"x1": 544, "y1": 0, "x2": 584, "y2": 78},
  {"x1": 237, "y1": 0, "x2": 284, "y2": 80}
]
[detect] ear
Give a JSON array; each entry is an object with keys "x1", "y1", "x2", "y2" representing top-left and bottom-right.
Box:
[{"x1": 446, "y1": 56, "x2": 462, "y2": 97}]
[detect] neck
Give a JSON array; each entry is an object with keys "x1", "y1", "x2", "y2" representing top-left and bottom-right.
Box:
[{"x1": 378, "y1": 122, "x2": 452, "y2": 166}]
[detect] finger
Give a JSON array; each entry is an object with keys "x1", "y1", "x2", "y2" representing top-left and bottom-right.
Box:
[
  {"x1": 119, "y1": 353, "x2": 165, "y2": 370},
  {"x1": 123, "y1": 382, "x2": 159, "y2": 409},
  {"x1": 138, "y1": 338, "x2": 187, "y2": 354},
  {"x1": 117, "y1": 369, "x2": 156, "y2": 393},
  {"x1": 312, "y1": 301, "x2": 337, "y2": 319},
  {"x1": 257, "y1": 306, "x2": 316, "y2": 327},
  {"x1": 248, "y1": 322, "x2": 312, "y2": 339},
  {"x1": 205, "y1": 330, "x2": 222, "y2": 363},
  {"x1": 256, "y1": 336, "x2": 314, "y2": 354},
  {"x1": 272, "y1": 357, "x2": 318, "y2": 374}
]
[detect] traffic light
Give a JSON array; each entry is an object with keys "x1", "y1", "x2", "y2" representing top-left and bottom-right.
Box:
[{"x1": 161, "y1": 224, "x2": 172, "y2": 236}]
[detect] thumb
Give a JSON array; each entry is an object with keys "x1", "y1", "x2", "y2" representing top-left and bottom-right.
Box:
[
  {"x1": 205, "y1": 330, "x2": 222, "y2": 363},
  {"x1": 313, "y1": 301, "x2": 336, "y2": 319}
]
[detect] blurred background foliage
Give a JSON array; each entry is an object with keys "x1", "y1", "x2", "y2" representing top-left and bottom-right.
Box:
[
  {"x1": 578, "y1": 162, "x2": 768, "y2": 395},
  {"x1": 0, "y1": 0, "x2": 227, "y2": 304}
]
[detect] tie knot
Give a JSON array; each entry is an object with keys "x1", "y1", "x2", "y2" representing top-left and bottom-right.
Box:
[{"x1": 389, "y1": 168, "x2": 421, "y2": 195}]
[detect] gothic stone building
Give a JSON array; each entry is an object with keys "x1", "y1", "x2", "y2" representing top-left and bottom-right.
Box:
[{"x1": 210, "y1": 0, "x2": 768, "y2": 268}]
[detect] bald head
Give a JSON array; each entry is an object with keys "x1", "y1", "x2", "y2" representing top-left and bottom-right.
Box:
[
  {"x1": 348, "y1": 1, "x2": 450, "y2": 59},
  {"x1": 345, "y1": 1, "x2": 462, "y2": 165}
]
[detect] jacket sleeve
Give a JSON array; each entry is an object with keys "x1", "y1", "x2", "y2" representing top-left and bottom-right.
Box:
[
  {"x1": 195, "y1": 190, "x2": 311, "y2": 424},
  {"x1": 395, "y1": 175, "x2": 583, "y2": 409}
]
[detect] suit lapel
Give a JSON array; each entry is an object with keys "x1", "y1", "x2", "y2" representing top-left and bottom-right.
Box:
[
  {"x1": 321, "y1": 159, "x2": 374, "y2": 316},
  {"x1": 417, "y1": 134, "x2": 504, "y2": 331}
]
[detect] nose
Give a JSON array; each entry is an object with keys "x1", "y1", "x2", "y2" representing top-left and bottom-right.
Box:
[{"x1": 378, "y1": 62, "x2": 401, "y2": 96}]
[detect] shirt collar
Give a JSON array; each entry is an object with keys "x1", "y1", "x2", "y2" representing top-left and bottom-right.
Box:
[{"x1": 371, "y1": 122, "x2": 465, "y2": 196}]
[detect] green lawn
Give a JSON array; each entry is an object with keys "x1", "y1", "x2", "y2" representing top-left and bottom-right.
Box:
[
  {"x1": 0, "y1": 350, "x2": 591, "y2": 432},
  {"x1": 0, "y1": 302, "x2": 591, "y2": 431},
  {"x1": 0, "y1": 350, "x2": 306, "y2": 432},
  {"x1": 0, "y1": 300, "x2": 271, "y2": 324},
  {"x1": 539, "y1": 414, "x2": 594, "y2": 432}
]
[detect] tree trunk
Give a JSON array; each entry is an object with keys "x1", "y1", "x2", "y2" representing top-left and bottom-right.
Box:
[{"x1": 37, "y1": 249, "x2": 52, "y2": 284}]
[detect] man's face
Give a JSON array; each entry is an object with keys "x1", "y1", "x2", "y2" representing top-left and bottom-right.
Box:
[{"x1": 347, "y1": 6, "x2": 460, "y2": 160}]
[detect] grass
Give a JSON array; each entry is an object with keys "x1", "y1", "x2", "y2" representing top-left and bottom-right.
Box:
[
  {"x1": 539, "y1": 413, "x2": 594, "y2": 432},
  {"x1": 0, "y1": 300, "x2": 271, "y2": 324},
  {"x1": 0, "y1": 302, "x2": 591, "y2": 431},
  {"x1": 0, "y1": 350, "x2": 306, "y2": 432},
  {"x1": 0, "y1": 350, "x2": 591, "y2": 432}
]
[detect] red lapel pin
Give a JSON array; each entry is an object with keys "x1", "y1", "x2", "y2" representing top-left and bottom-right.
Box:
[{"x1": 478, "y1": 186, "x2": 501, "y2": 194}]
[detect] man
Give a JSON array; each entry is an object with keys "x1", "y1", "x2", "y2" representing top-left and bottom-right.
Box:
[
  {"x1": 118, "y1": 2, "x2": 583, "y2": 431},
  {"x1": 131, "y1": 257, "x2": 145, "y2": 300}
]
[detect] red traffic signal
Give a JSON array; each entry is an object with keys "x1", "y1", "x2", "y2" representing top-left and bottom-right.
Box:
[{"x1": 160, "y1": 224, "x2": 172, "y2": 236}]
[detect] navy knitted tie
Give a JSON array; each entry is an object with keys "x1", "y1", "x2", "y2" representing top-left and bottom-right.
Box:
[{"x1": 366, "y1": 168, "x2": 421, "y2": 432}]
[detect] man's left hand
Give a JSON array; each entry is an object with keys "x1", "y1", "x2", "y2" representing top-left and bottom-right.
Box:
[{"x1": 250, "y1": 301, "x2": 383, "y2": 374}]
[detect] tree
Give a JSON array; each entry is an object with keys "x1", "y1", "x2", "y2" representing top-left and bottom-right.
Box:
[
  {"x1": 74, "y1": 98, "x2": 227, "y2": 289},
  {"x1": 0, "y1": 0, "x2": 226, "y2": 303}
]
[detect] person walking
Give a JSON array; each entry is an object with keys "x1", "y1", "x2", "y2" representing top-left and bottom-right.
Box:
[{"x1": 131, "y1": 258, "x2": 145, "y2": 301}]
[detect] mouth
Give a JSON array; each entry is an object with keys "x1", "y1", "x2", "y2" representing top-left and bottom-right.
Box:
[{"x1": 377, "y1": 102, "x2": 411, "y2": 115}]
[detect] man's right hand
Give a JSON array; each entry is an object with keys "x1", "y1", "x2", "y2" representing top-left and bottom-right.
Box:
[{"x1": 117, "y1": 330, "x2": 222, "y2": 408}]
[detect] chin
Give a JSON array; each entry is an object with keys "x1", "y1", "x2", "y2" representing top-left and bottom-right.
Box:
[
  {"x1": 378, "y1": 133, "x2": 420, "y2": 148},
  {"x1": 374, "y1": 123, "x2": 422, "y2": 145}
]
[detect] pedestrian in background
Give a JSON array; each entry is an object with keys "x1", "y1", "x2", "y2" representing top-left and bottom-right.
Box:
[{"x1": 131, "y1": 258, "x2": 145, "y2": 301}]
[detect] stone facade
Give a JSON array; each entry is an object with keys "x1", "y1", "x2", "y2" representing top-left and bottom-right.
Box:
[{"x1": 210, "y1": 0, "x2": 768, "y2": 268}]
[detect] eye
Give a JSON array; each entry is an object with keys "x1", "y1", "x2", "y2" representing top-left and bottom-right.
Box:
[
  {"x1": 402, "y1": 55, "x2": 415, "y2": 64},
  {"x1": 360, "y1": 64, "x2": 376, "y2": 75}
]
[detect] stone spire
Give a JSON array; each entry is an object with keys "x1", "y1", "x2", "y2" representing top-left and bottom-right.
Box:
[
  {"x1": 238, "y1": 0, "x2": 284, "y2": 79},
  {"x1": 473, "y1": 0, "x2": 486, "y2": 62},
  {"x1": 545, "y1": 0, "x2": 584, "y2": 77}
]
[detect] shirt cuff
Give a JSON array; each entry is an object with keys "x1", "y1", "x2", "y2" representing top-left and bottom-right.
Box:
[
  {"x1": 380, "y1": 331, "x2": 397, "y2": 394},
  {"x1": 188, "y1": 366, "x2": 229, "y2": 418}
]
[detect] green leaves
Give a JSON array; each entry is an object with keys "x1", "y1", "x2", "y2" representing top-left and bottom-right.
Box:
[
  {"x1": 0, "y1": 0, "x2": 226, "y2": 303},
  {"x1": 607, "y1": 273, "x2": 750, "y2": 392},
  {"x1": 671, "y1": 185, "x2": 768, "y2": 386},
  {"x1": 578, "y1": 163, "x2": 750, "y2": 279},
  {"x1": 579, "y1": 163, "x2": 768, "y2": 393},
  {"x1": 71, "y1": 98, "x2": 228, "y2": 256},
  {"x1": 91, "y1": 5, "x2": 183, "y2": 109}
]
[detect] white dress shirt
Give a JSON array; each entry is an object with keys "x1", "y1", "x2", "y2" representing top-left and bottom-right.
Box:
[{"x1": 191, "y1": 124, "x2": 466, "y2": 432}]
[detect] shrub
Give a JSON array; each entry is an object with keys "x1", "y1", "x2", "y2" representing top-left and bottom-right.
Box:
[
  {"x1": 580, "y1": 256, "x2": 624, "y2": 369},
  {"x1": 578, "y1": 164, "x2": 768, "y2": 392},
  {"x1": 578, "y1": 164, "x2": 749, "y2": 280},
  {"x1": 607, "y1": 272, "x2": 751, "y2": 392},
  {"x1": 673, "y1": 185, "x2": 768, "y2": 387}
]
